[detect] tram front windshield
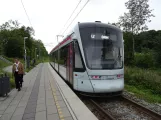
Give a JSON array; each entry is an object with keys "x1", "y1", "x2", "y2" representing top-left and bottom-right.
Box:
[{"x1": 80, "y1": 27, "x2": 123, "y2": 70}]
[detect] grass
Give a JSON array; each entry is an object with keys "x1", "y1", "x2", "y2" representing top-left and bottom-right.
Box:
[
  {"x1": 125, "y1": 85, "x2": 161, "y2": 103},
  {"x1": 125, "y1": 66, "x2": 161, "y2": 103},
  {"x1": 0, "y1": 60, "x2": 11, "y2": 68}
]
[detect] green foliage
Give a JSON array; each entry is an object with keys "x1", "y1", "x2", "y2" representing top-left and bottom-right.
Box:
[
  {"x1": 0, "y1": 60, "x2": 10, "y2": 68},
  {"x1": 119, "y1": 0, "x2": 154, "y2": 62},
  {"x1": 124, "y1": 32, "x2": 134, "y2": 65},
  {"x1": 10, "y1": 78, "x2": 16, "y2": 88},
  {"x1": 6, "y1": 72, "x2": 15, "y2": 89},
  {"x1": 125, "y1": 66, "x2": 161, "y2": 94},
  {"x1": 133, "y1": 52, "x2": 155, "y2": 68},
  {"x1": 153, "y1": 32, "x2": 161, "y2": 64},
  {"x1": 43, "y1": 57, "x2": 49, "y2": 62},
  {"x1": 134, "y1": 30, "x2": 161, "y2": 52},
  {"x1": 0, "y1": 20, "x2": 48, "y2": 60},
  {"x1": 123, "y1": 30, "x2": 161, "y2": 68}
]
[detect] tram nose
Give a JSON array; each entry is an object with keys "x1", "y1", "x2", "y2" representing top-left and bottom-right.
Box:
[{"x1": 90, "y1": 79, "x2": 124, "y2": 93}]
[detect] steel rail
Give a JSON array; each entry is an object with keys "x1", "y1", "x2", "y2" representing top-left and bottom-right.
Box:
[
  {"x1": 90, "y1": 96, "x2": 161, "y2": 120},
  {"x1": 90, "y1": 99, "x2": 115, "y2": 120},
  {"x1": 122, "y1": 96, "x2": 161, "y2": 120}
]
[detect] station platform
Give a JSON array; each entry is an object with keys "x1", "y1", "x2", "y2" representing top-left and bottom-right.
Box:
[{"x1": 0, "y1": 63, "x2": 98, "y2": 120}]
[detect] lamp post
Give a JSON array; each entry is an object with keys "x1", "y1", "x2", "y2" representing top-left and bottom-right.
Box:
[
  {"x1": 24, "y1": 37, "x2": 28, "y2": 73},
  {"x1": 35, "y1": 48, "x2": 37, "y2": 59}
]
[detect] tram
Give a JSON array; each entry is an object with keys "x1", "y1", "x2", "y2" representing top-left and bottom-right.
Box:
[{"x1": 50, "y1": 21, "x2": 124, "y2": 96}]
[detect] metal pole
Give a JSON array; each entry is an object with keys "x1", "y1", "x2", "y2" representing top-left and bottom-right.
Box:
[
  {"x1": 35, "y1": 48, "x2": 37, "y2": 59},
  {"x1": 24, "y1": 37, "x2": 28, "y2": 73},
  {"x1": 24, "y1": 38, "x2": 26, "y2": 72},
  {"x1": 39, "y1": 44, "x2": 40, "y2": 59}
]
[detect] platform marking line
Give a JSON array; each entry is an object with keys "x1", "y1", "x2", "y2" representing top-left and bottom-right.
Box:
[
  {"x1": 58, "y1": 108, "x2": 62, "y2": 112},
  {"x1": 60, "y1": 115, "x2": 64, "y2": 118},
  {"x1": 58, "y1": 110, "x2": 62, "y2": 113},
  {"x1": 49, "y1": 78, "x2": 64, "y2": 119},
  {"x1": 47, "y1": 64, "x2": 77, "y2": 120}
]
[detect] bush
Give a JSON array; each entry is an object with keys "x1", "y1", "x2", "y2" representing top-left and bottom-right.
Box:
[
  {"x1": 125, "y1": 66, "x2": 161, "y2": 94},
  {"x1": 133, "y1": 52, "x2": 155, "y2": 68},
  {"x1": 0, "y1": 69, "x2": 15, "y2": 89},
  {"x1": 6, "y1": 72, "x2": 15, "y2": 88}
]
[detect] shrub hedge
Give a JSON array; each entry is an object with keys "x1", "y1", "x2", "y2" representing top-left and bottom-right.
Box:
[
  {"x1": 125, "y1": 66, "x2": 161, "y2": 94},
  {"x1": 133, "y1": 52, "x2": 155, "y2": 68}
]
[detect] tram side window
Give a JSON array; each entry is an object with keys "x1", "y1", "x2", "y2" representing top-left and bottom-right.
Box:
[
  {"x1": 52, "y1": 53, "x2": 54, "y2": 62},
  {"x1": 55, "y1": 50, "x2": 58, "y2": 63},
  {"x1": 74, "y1": 41, "x2": 84, "y2": 71},
  {"x1": 53, "y1": 52, "x2": 55, "y2": 63},
  {"x1": 59, "y1": 46, "x2": 67, "y2": 67},
  {"x1": 59, "y1": 48, "x2": 63, "y2": 65}
]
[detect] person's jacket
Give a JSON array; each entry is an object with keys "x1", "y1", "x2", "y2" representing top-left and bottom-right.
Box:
[{"x1": 12, "y1": 62, "x2": 24, "y2": 75}]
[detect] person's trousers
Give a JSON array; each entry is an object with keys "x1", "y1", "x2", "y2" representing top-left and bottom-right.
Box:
[
  {"x1": 19, "y1": 74, "x2": 23, "y2": 86},
  {"x1": 14, "y1": 72, "x2": 20, "y2": 89}
]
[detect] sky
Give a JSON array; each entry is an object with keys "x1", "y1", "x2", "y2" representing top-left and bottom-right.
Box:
[{"x1": 0, "y1": 0, "x2": 161, "y2": 53}]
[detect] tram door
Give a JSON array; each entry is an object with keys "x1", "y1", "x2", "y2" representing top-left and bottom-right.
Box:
[{"x1": 67, "y1": 42, "x2": 74, "y2": 85}]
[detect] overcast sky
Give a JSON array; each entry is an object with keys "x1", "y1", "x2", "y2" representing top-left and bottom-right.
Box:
[{"x1": 0, "y1": 0, "x2": 161, "y2": 52}]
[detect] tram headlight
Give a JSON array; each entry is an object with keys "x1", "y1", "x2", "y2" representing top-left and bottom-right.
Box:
[
  {"x1": 117, "y1": 74, "x2": 124, "y2": 79},
  {"x1": 90, "y1": 75, "x2": 101, "y2": 80}
]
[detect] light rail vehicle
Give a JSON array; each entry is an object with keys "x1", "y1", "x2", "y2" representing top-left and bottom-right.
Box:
[{"x1": 50, "y1": 21, "x2": 124, "y2": 96}]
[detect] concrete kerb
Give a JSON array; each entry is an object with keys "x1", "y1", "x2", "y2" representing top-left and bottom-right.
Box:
[
  {"x1": 47, "y1": 66, "x2": 77, "y2": 120},
  {"x1": 47, "y1": 63, "x2": 98, "y2": 120}
]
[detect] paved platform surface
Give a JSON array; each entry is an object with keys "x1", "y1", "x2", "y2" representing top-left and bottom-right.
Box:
[{"x1": 0, "y1": 63, "x2": 98, "y2": 120}]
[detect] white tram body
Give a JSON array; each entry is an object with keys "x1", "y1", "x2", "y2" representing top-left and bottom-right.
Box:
[{"x1": 50, "y1": 22, "x2": 124, "y2": 96}]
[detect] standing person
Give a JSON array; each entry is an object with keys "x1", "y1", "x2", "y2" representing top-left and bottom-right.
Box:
[
  {"x1": 18, "y1": 59, "x2": 24, "y2": 88},
  {"x1": 12, "y1": 58, "x2": 24, "y2": 91}
]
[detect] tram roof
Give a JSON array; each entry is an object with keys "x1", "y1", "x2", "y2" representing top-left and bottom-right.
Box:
[
  {"x1": 78, "y1": 22, "x2": 121, "y2": 31},
  {"x1": 50, "y1": 22, "x2": 121, "y2": 54}
]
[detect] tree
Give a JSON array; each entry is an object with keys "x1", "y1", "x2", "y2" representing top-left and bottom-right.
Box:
[
  {"x1": 153, "y1": 31, "x2": 161, "y2": 65},
  {"x1": 0, "y1": 20, "x2": 20, "y2": 30},
  {"x1": 107, "y1": 22, "x2": 121, "y2": 28},
  {"x1": 118, "y1": 0, "x2": 154, "y2": 57},
  {"x1": 0, "y1": 20, "x2": 48, "y2": 59},
  {"x1": 123, "y1": 32, "x2": 133, "y2": 65}
]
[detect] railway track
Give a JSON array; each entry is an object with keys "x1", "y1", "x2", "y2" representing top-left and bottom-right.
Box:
[{"x1": 87, "y1": 96, "x2": 161, "y2": 120}]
